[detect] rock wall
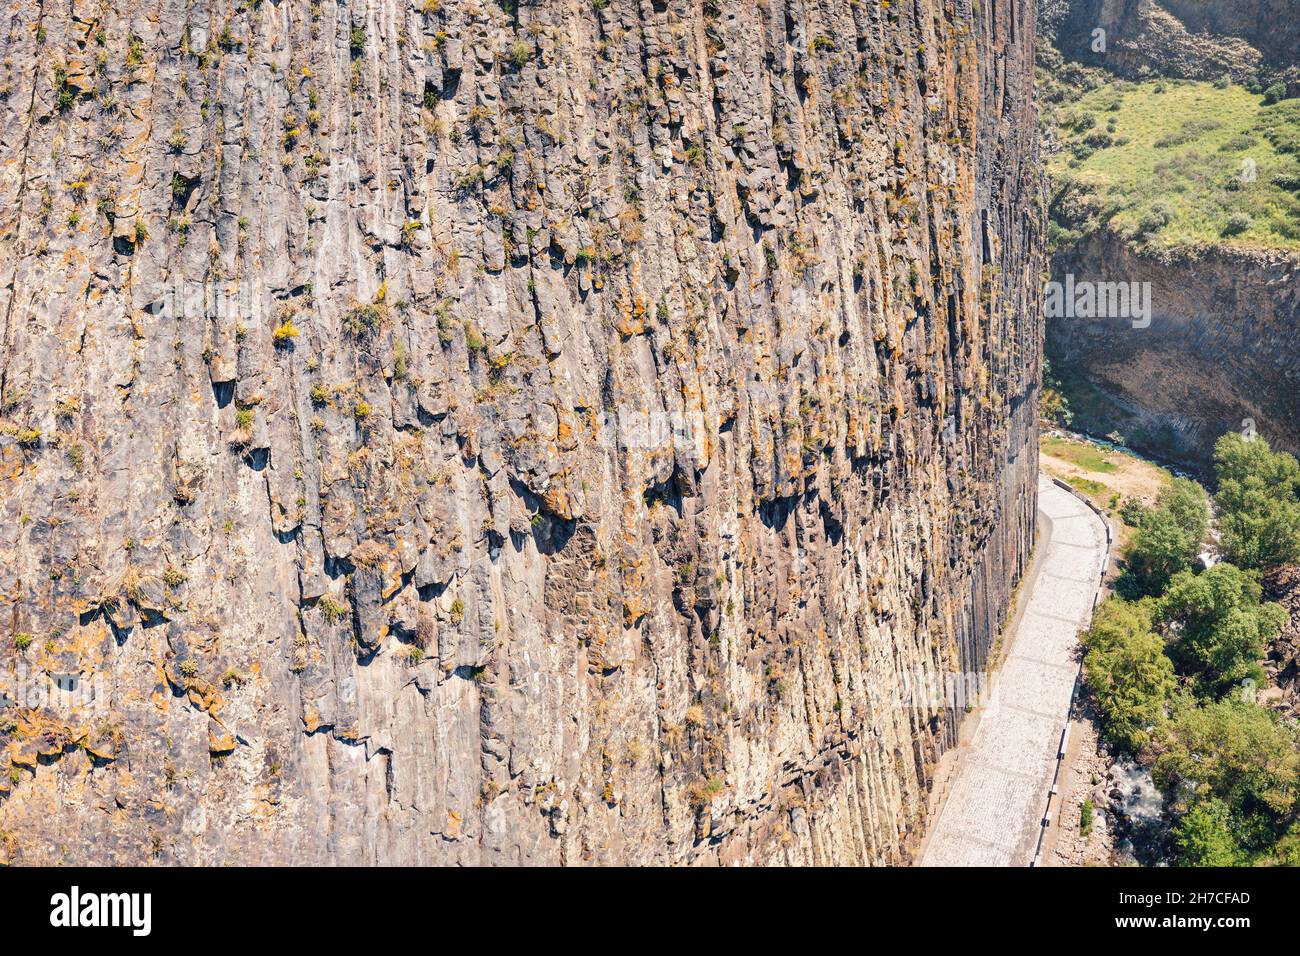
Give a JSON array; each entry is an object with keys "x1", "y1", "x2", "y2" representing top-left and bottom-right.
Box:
[
  {"x1": 1048, "y1": 231, "x2": 1300, "y2": 471},
  {"x1": 0, "y1": 0, "x2": 1042, "y2": 865},
  {"x1": 1043, "y1": 0, "x2": 1300, "y2": 90}
]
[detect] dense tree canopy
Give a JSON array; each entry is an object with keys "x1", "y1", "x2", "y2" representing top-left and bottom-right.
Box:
[
  {"x1": 1213, "y1": 433, "x2": 1300, "y2": 569},
  {"x1": 1077, "y1": 432, "x2": 1300, "y2": 865},
  {"x1": 1125, "y1": 477, "x2": 1209, "y2": 594},
  {"x1": 1271, "y1": 824, "x2": 1300, "y2": 866},
  {"x1": 1160, "y1": 563, "x2": 1285, "y2": 693},
  {"x1": 1154, "y1": 696, "x2": 1299, "y2": 819},
  {"x1": 1154, "y1": 695, "x2": 1300, "y2": 864},
  {"x1": 1173, "y1": 798, "x2": 1245, "y2": 866},
  {"x1": 1082, "y1": 598, "x2": 1176, "y2": 753}
]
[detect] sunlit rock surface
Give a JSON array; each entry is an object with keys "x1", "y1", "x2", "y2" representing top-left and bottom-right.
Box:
[{"x1": 0, "y1": 0, "x2": 1041, "y2": 865}]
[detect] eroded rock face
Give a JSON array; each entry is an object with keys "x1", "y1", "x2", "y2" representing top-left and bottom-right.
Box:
[
  {"x1": 1043, "y1": 0, "x2": 1300, "y2": 90},
  {"x1": 0, "y1": 0, "x2": 1041, "y2": 865},
  {"x1": 1047, "y1": 232, "x2": 1300, "y2": 470}
]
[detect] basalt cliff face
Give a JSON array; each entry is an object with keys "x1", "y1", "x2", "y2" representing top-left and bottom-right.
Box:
[
  {"x1": 1047, "y1": 232, "x2": 1300, "y2": 470},
  {"x1": 1043, "y1": 0, "x2": 1300, "y2": 90},
  {"x1": 0, "y1": 0, "x2": 1041, "y2": 865}
]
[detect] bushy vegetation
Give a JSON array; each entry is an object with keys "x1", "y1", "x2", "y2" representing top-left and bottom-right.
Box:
[
  {"x1": 1172, "y1": 797, "x2": 1245, "y2": 866},
  {"x1": 1080, "y1": 432, "x2": 1300, "y2": 865},
  {"x1": 1046, "y1": 79, "x2": 1300, "y2": 251},
  {"x1": 1122, "y1": 478, "x2": 1209, "y2": 594},
  {"x1": 1213, "y1": 433, "x2": 1300, "y2": 568},
  {"x1": 1040, "y1": 359, "x2": 1074, "y2": 427},
  {"x1": 1161, "y1": 563, "x2": 1284, "y2": 693},
  {"x1": 1156, "y1": 695, "x2": 1299, "y2": 864},
  {"x1": 1082, "y1": 597, "x2": 1175, "y2": 753}
]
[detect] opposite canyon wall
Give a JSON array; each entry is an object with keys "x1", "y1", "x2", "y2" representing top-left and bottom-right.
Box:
[
  {"x1": 1040, "y1": 0, "x2": 1300, "y2": 470},
  {"x1": 0, "y1": 0, "x2": 1041, "y2": 864},
  {"x1": 1047, "y1": 233, "x2": 1300, "y2": 470},
  {"x1": 1043, "y1": 0, "x2": 1300, "y2": 89}
]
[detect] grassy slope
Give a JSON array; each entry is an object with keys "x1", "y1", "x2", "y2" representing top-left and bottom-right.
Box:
[
  {"x1": 1041, "y1": 434, "x2": 1117, "y2": 472},
  {"x1": 1047, "y1": 79, "x2": 1300, "y2": 251}
]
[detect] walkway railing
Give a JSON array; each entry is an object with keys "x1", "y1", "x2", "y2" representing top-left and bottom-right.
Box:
[{"x1": 1029, "y1": 478, "x2": 1112, "y2": 867}]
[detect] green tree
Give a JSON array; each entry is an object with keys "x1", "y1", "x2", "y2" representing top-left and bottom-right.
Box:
[
  {"x1": 1173, "y1": 798, "x2": 1246, "y2": 866},
  {"x1": 1213, "y1": 432, "x2": 1300, "y2": 569},
  {"x1": 1082, "y1": 597, "x2": 1176, "y2": 753},
  {"x1": 1125, "y1": 477, "x2": 1209, "y2": 593},
  {"x1": 1271, "y1": 823, "x2": 1300, "y2": 866},
  {"x1": 1160, "y1": 563, "x2": 1284, "y2": 691},
  {"x1": 1154, "y1": 696, "x2": 1300, "y2": 822},
  {"x1": 1163, "y1": 477, "x2": 1211, "y2": 540}
]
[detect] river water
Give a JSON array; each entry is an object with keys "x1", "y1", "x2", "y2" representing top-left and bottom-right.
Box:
[{"x1": 1106, "y1": 755, "x2": 1173, "y2": 866}]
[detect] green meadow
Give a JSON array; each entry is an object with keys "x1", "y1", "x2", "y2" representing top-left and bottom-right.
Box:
[{"x1": 1047, "y1": 79, "x2": 1300, "y2": 252}]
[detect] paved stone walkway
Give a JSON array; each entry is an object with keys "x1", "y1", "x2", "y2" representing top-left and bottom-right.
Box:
[{"x1": 920, "y1": 477, "x2": 1108, "y2": 866}]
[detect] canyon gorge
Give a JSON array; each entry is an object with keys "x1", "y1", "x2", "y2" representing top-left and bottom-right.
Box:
[{"x1": 1041, "y1": 0, "x2": 1300, "y2": 469}]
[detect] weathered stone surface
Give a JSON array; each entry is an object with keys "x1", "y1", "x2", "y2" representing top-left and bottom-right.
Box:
[
  {"x1": 0, "y1": 0, "x2": 1041, "y2": 864},
  {"x1": 1047, "y1": 231, "x2": 1300, "y2": 469},
  {"x1": 1042, "y1": 0, "x2": 1300, "y2": 91}
]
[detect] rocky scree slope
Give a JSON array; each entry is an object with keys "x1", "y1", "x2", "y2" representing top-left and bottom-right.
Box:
[
  {"x1": 0, "y1": 0, "x2": 1041, "y2": 864},
  {"x1": 1041, "y1": 0, "x2": 1300, "y2": 91}
]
